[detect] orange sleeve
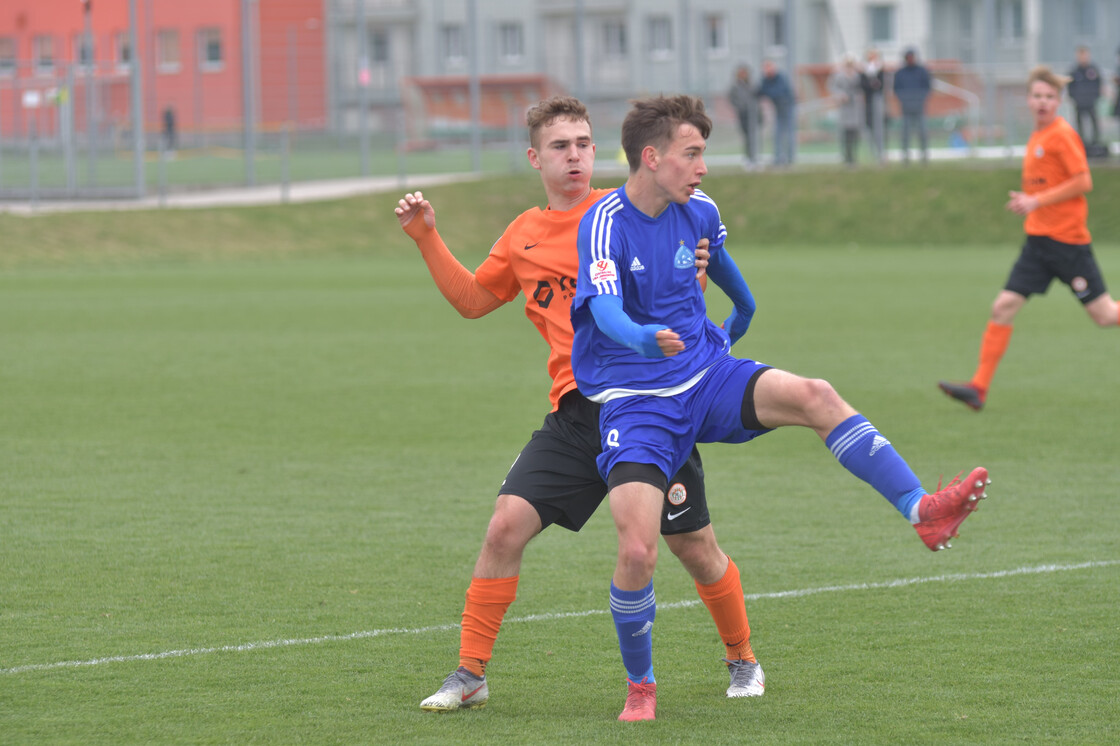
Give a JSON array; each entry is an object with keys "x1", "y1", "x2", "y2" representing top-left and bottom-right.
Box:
[
  {"x1": 409, "y1": 224, "x2": 506, "y2": 319},
  {"x1": 474, "y1": 232, "x2": 523, "y2": 303}
]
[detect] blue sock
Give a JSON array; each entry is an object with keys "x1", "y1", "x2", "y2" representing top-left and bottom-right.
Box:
[
  {"x1": 826, "y1": 414, "x2": 925, "y2": 521},
  {"x1": 610, "y1": 581, "x2": 656, "y2": 684}
]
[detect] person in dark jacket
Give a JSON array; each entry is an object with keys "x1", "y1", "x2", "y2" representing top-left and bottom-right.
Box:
[
  {"x1": 891, "y1": 48, "x2": 931, "y2": 163},
  {"x1": 860, "y1": 48, "x2": 887, "y2": 162},
  {"x1": 758, "y1": 59, "x2": 796, "y2": 166},
  {"x1": 1112, "y1": 47, "x2": 1120, "y2": 128},
  {"x1": 728, "y1": 65, "x2": 760, "y2": 168},
  {"x1": 1068, "y1": 45, "x2": 1102, "y2": 145}
]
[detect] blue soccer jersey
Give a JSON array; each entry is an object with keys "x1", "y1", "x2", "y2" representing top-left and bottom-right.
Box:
[{"x1": 571, "y1": 185, "x2": 732, "y2": 400}]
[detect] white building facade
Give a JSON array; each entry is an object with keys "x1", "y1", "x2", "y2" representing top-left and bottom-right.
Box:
[{"x1": 328, "y1": 0, "x2": 1120, "y2": 140}]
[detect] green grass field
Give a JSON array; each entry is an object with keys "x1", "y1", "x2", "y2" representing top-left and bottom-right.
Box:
[{"x1": 2, "y1": 168, "x2": 1119, "y2": 744}]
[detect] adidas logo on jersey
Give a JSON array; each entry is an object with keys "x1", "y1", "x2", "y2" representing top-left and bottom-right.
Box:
[{"x1": 630, "y1": 257, "x2": 646, "y2": 272}]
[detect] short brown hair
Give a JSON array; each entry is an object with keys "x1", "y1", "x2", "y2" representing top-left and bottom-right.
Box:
[
  {"x1": 1027, "y1": 65, "x2": 1070, "y2": 92},
  {"x1": 526, "y1": 96, "x2": 591, "y2": 150},
  {"x1": 620, "y1": 95, "x2": 712, "y2": 172}
]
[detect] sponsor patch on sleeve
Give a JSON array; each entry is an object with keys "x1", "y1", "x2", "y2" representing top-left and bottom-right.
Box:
[{"x1": 590, "y1": 258, "x2": 618, "y2": 284}]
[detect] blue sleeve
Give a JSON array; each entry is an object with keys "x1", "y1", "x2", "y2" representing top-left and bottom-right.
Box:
[
  {"x1": 589, "y1": 295, "x2": 668, "y2": 358},
  {"x1": 706, "y1": 249, "x2": 756, "y2": 345}
]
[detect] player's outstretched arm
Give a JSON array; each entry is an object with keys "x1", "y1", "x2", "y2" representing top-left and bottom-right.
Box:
[{"x1": 393, "y1": 191, "x2": 504, "y2": 319}]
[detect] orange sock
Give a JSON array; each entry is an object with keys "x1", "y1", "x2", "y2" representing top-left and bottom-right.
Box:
[
  {"x1": 694, "y1": 557, "x2": 755, "y2": 663},
  {"x1": 971, "y1": 320, "x2": 1013, "y2": 393},
  {"x1": 459, "y1": 576, "x2": 518, "y2": 677}
]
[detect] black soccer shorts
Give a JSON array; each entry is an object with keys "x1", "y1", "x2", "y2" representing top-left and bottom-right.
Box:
[
  {"x1": 1005, "y1": 234, "x2": 1108, "y2": 304},
  {"x1": 498, "y1": 390, "x2": 711, "y2": 535}
]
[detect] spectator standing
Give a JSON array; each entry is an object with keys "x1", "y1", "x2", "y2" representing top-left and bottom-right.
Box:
[
  {"x1": 892, "y1": 48, "x2": 932, "y2": 164},
  {"x1": 1113, "y1": 47, "x2": 1120, "y2": 134},
  {"x1": 1068, "y1": 45, "x2": 1102, "y2": 145},
  {"x1": 758, "y1": 59, "x2": 796, "y2": 166},
  {"x1": 162, "y1": 107, "x2": 177, "y2": 153},
  {"x1": 860, "y1": 49, "x2": 887, "y2": 162},
  {"x1": 829, "y1": 54, "x2": 862, "y2": 166},
  {"x1": 728, "y1": 64, "x2": 760, "y2": 169}
]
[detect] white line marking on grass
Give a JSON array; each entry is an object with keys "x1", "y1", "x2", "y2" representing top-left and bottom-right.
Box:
[{"x1": 4, "y1": 559, "x2": 1116, "y2": 676}]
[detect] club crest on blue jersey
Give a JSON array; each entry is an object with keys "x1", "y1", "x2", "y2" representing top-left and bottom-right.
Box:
[{"x1": 673, "y1": 240, "x2": 695, "y2": 269}]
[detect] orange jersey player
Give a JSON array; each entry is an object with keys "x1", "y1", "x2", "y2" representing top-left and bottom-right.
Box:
[
  {"x1": 394, "y1": 96, "x2": 764, "y2": 719},
  {"x1": 472, "y1": 186, "x2": 612, "y2": 410},
  {"x1": 939, "y1": 66, "x2": 1120, "y2": 411}
]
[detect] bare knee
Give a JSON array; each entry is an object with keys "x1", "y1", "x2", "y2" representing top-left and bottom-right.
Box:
[
  {"x1": 1086, "y1": 296, "x2": 1119, "y2": 327},
  {"x1": 665, "y1": 527, "x2": 727, "y2": 585},
  {"x1": 617, "y1": 536, "x2": 659, "y2": 581},
  {"x1": 755, "y1": 369, "x2": 856, "y2": 434},
  {"x1": 795, "y1": 377, "x2": 852, "y2": 429},
  {"x1": 480, "y1": 495, "x2": 540, "y2": 562},
  {"x1": 991, "y1": 291, "x2": 1025, "y2": 325},
  {"x1": 800, "y1": 377, "x2": 844, "y2": 410}
]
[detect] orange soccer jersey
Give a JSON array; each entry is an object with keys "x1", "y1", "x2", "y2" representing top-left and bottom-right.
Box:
[
  {"x1": 474, "y1": 188, "x2": 613, "y2": 411},
  {"x1": 1021, "y1": 116, "x2": 1091, "y2": 245}
]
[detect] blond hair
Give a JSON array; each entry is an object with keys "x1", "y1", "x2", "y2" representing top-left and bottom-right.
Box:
[{"x1": 1027, "y1": 65, "x2": 1070, "y2": 92}]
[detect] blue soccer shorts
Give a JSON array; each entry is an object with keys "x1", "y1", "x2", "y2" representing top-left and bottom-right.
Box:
[{"x1": 596, "y1": 355, "x2": 773, "y2": 484}]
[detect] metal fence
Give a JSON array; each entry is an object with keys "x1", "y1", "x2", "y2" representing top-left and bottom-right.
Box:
[{"x1": 1, "y1": 53, "x2": 1116, "y2": 205}]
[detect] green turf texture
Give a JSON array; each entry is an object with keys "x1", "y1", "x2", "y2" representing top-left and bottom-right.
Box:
[{"x1": 2, "y1": 166, "x2": 1118, "y2": 743}]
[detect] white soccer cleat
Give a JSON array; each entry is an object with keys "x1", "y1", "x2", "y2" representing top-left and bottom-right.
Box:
[
  {"x1": 419, "y1": 667, "x2": 489, "y2": 712},
  {"x1": 724, "y1": 658, "x2": 765, "y2": 698}
]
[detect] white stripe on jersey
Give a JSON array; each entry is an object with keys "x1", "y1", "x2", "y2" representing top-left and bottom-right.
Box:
[
  {"x1": 691, "y1": 189, "x2": 727, "y2": 245},
  {"x1": 589, "y1": 192, "x2": 624, "y2": 296},
  {"x1": 586, "y1": 365, "x2": 712, "y2": 404}
]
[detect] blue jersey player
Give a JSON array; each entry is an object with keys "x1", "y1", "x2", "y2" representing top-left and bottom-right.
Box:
[{"x1": 570, "y1": 95, "x2": 992, "y2": 721}]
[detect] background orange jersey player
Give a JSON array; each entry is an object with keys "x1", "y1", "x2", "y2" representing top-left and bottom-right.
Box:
[{"x1": 939, "y1": 66, "x2": 1120, "y2": 411}]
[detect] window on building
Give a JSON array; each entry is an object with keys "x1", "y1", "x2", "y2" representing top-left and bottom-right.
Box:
[
  {"x1": 198, "y1": 28, "x2": 224, "y2": 71},
  {"x1": 647, "y1": 16, "x2": 673, "y2": 60},
  {"x1": 74, "y1": 33, "x2": 94, "y2": 71},
  {"x1": 996, "y1": 0, "x2": 1024, "y2": 41},
  {"x1": 114, "y1": 32, "x2": 132, "y2": 70},
  {"x1": 0, "y1": 36, "x2": 14, "y2": 77},
  {"x1": 602, "y1": 19, "x2": 627, "y2": 60},
  {"x1": 498, "y1": 22, "x2": 524, "y2": 64},
  {"x1": 442, "y1": 24, "x2": 465, "y2": 65},
  {"x1": 34, "y1": 35, "x2": 55, "y2": 75},
  {"x1": 956, "y1": 0, "x2": 973, "y2": 37},
  {"x1": 704, "y1": 14, "x2": 728, "y2": 57},
  {"x1": 157, "y1": 29, "x2": 180, "y2": 73},
  {"x1": 867, "y1": 5, "x2": 896, "y2": 45},
  {"x1": 1074, "y1": 0, "x2": 1096, "y2": 36},
  {"x1": 369, "y1": 28, "x2": 389, "y2": 64},
  {"x1": 762, "y1": 11, "x2": 785, "y2": 49}
]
